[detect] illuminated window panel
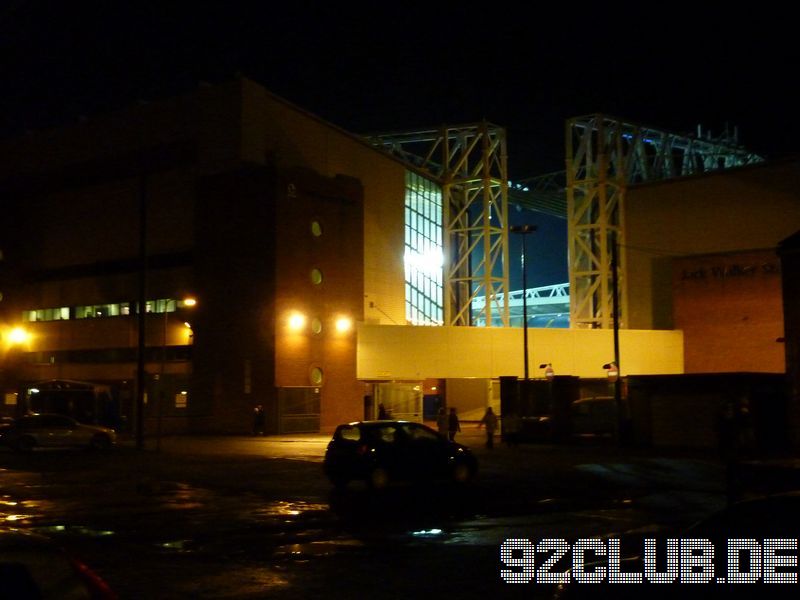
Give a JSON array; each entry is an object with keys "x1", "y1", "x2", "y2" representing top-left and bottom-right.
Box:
[
  {"x1": 404, "y1": 171, "x2": 443, "y2": 326},
  {"x1": 23, "y1": 307, "x2": 70, "y2": 322},
  {"x1": 25, "y1": 298, "x2": 189, "y2": 322}
]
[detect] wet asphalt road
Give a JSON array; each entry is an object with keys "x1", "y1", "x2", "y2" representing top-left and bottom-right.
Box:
[{"x1": 0, "y1": 429, "x2": 730, "y2": 598}]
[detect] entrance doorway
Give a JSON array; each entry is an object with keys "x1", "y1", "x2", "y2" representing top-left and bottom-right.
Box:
[
  {"x1": 277, "y1": 387, "x2": 320, "y2": 433},
  {"x1": 373, "y1": 383, "x2": 422, "y2": 421}
]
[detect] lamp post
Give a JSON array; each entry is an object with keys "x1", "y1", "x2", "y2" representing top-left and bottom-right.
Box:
[
  {"x1": 509, "y1": 225, "x2": 537, "y2": 380},
  {"x1": 156, "y1": 297, "x2": 196, "y2": 452},
  {"x1": 611, "y1": 231, "x2": 623, "y2": 443}
]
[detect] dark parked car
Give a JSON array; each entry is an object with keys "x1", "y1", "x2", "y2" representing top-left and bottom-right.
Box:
[
  {"x1": 0, "y1": 413, "x2": 116, "y2": 452},
  {"x1": 323, "y1": 420, "x2": 477, "y2": 489},
  {"x1": 570, "y1": 396, "x2": 616, "y2": 438}
]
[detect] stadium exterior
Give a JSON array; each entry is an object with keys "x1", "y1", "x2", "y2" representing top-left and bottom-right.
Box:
[{"x1": 0, "y1": 77, "x2": 797, "y2": 438}]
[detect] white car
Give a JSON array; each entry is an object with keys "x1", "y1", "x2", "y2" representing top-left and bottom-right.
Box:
[{"x1": 0, "y1": 413, "x2": 116, "y2": 452}]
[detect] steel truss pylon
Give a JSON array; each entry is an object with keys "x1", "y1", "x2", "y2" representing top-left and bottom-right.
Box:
[
  {"x1": 565, "y1": 114, "x2": 763, "y2": 329},
  {"x1": 367, "y1": 122, "x2": 510, "y2": 327}
]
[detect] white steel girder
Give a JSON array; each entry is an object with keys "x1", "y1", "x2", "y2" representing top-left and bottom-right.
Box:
[
  {"x1": 368, "y1": 123, "x2": 510, "y2": 327},
  {"x1": 565, "y1": 114, "x2": 763, "y2": 329}
]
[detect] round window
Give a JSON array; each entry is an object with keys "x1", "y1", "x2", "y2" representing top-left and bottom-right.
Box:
[
  {"x1": 310, "y1": 367, "x2": 323, "y2": 386},
  {"x1": 311, "y1": 317, "x2": 322, "y2": 334},
  {"x1": 311, "y1": 221, "x2": 323, "y2": 237},
  {"x1": 310, "y1": 268, "x2": 323, "y2": 285}
]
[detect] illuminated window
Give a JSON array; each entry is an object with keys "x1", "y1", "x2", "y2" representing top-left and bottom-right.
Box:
[
  {"x1": 404, "y1": 171, "x2": 443, "y2": 325},
  {"x1": 26, "y1": 298, "x2": 189, "y2": 322},
  {"x1": 23, "y1": 307, "x2": 70, "y2": 322},
  {"x1": 146, "y1": 299, "x2": 176, "y2": 314},
  {"x1": 76, "y1": 303, "x2": 130, "y2": 319}
]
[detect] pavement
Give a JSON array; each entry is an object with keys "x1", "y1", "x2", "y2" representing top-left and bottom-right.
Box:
[
  {"x1": 112, "y1": 424, "x2": 800, "y2": 507},
  {"x1": 115, "y1": 426, "x2": 729, "y2": 486}
]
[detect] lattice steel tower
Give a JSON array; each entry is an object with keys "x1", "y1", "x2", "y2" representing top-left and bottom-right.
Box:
[
  {"x1": 368, "y1": 122, "x2": 510, "y2": 327},
  {"x1": 565, "y1": 114, "x2": 763, "y2": 329}
]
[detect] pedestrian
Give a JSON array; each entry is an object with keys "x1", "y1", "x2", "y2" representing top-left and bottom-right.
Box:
[
  {"x1": 377, "y1": 403, "x2": 388, "y2": 420},
  {"x1": 478, "y1": 406, "x2": 498, "y2": 449},
  {"x1": 252, "y1": 404, "x2": 265, "y2": 436},
  {"x1": 448, "y1": 407, "x2": 460, "y2": 441},
  {"x1": 436, "y1": 406, "x2": 448, "y2": 437}
]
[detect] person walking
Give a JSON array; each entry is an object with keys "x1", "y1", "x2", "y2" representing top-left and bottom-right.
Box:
[
  {"x1": 478, "y1": 406, "x2": 498, "y2": 449},
  {"x1": 448, "y1": 407, "x2": 461, "y2": 442},
  {"x1": 252, "y1": 404, "x2": 265, "y2": 436},
  {"x1": 436, "y1": 406, "x2": 448, "y2": 437},
  {"x1": 377, "y1": 403, "x2": 388, "y2": 420}
]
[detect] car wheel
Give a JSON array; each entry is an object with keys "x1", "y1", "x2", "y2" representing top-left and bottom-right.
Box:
[
  {"x1": 15, "y1": 436, "x2": 35, "y2": 453},
  {"x1": 90, "y1": 434, "x2": 111, "y2": 451},
  {"x1": 368, "y1": 467, "x2": 390, "y2": 489},
  {"x1": 452, "y1": 461, "x2": 473, "y2": 483}
]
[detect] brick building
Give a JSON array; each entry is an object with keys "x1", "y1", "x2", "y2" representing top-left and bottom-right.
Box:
[
  {"x1": 625, "y1": 158, "x2": 800, "y2": 374},
  {"x1": 0, "y1": 78, "x2": 402, "y2": 434},
  {"x1": 1, "y1": 76, "x2": 798, "y2": 440}
]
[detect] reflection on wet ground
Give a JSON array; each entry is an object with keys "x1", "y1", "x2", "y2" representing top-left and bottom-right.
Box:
[
  {"x1": 0, "y1": 439, "x2": 732, "y2": 598},
  {"x1": 253, "y1": 500, "x2": 328, "y2": 519},
  {"x1": 0, "y1": 495, "x2": 49, "y2": 526},
  {"x1": 32, "y1": 524, "x2": 115, "y2": 537}
]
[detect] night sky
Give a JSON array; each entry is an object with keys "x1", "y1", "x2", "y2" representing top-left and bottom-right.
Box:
[{"x1": 2, "y1": 2, "x2": 797, "y2": 287}]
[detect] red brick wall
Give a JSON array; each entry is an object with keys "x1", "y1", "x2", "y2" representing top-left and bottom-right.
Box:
[
  {"x1": 673, "y1": 249, "x2": 784, "y2": 373},
  {"x1": 274, "y1": 169, "x2": 365, "y2": 431}
]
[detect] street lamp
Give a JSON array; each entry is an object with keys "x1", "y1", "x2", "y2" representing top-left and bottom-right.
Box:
[
  {"x1": 156, "y1": 296, "x2": 197, "y2": 452},
  {"x1": 509, "y1": 225, "x2": 537, "y2": 380}
]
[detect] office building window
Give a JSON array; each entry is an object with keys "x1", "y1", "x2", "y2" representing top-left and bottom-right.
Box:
[
  {"x1": 24, "y1": 297, "x2": 188, "y2": 322},
  {"x1": 23, "y1": 307, "x2": 70, "y2": 322}
]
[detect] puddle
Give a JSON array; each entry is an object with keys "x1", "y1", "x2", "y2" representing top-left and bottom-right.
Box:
[
  {"x1": 1, "y1": 498, "x2": 46, "y2": 525},
  {"x1": 274, "y1": 539, "x2": 364, "y2": 559},
  {"x1": 159, "y1": 539, "x2": 194, "y2": 552},
  {"x1": 31, "y1": 524, "x2": 115, "y2": 537},
  {"x1": 409, "y1": 528, "x2": 444, "y2": 537},
  {"x1": 253, "y1": 500, "x2": 328, "y2": 520}
]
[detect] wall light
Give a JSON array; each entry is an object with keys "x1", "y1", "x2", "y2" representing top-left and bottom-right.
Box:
[
  {"x1": 6, "y1": 327, "x2": 30, "y2": 345},
  {"x1": 335, "y1": 316, "x2": 353, "y2": 333},
  {"x1": 288, "y1": 312, "x2": 306, "y2": 331}
]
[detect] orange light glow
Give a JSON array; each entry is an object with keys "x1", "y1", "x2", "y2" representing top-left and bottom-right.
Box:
[
  {"x1": 7, "y1": 327, "x2": 30, "y2": 345},
  {"x1": 288, "y1": 312, "x2": 306, "y2": 331},
  {"x1": 335, "y1": 317, "x2": 352, "y2": 333}
]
